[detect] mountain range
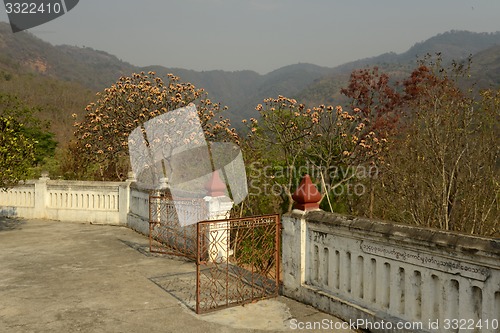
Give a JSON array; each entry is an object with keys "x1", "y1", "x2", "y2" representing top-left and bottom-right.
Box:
[{"x1": 0, "y1": 21, "x2": 499, "y2": 144}]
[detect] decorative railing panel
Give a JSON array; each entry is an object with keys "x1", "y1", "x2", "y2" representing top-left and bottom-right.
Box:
[
  {"x1": 0, "y1": 184, "x2": 35, "y2": 207},
  {"x1": 47, "y1": 186, "x2": 119, "y2": 211},
  {"x1": 196, "y1": 214, "x2": 280, "y2": 314},
  {"x1": 149, "y1": 193, "x2": 206, "y2": 259}
]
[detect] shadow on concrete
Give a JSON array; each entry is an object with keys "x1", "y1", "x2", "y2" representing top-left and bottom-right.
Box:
[
  {"x1": 119, "y1": 239, "x2": 195, "y2": 263},
  {"x1": 0, "y1": 216, "x2": 25, "y2": 232},
  {"x1": 119, "y1": 239, "x2": 154, "y2": 257},
  {"x1": 119, "y1": 238, "x2": 199, "y2": 311},
  {"x1": 150, "y1": 271, "x2": 197, "y2": 311}
]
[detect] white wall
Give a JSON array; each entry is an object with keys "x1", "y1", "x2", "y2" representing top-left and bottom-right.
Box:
[
  {"x1": 0, "y1": 176, "x2": 131, "y2": 225},
  {"x1": 282, "y1": 210, "x2": 500, "y2": 333},
  {"x1": 127, "y1": 183, "x2": 151, "y2": 234}
]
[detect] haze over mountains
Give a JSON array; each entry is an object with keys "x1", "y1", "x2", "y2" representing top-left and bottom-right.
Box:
[{"x1": 0, "y1": 21, "x2": 499, "y2": 143}]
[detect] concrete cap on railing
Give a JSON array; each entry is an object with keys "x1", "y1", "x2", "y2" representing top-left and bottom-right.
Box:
[
  {"x1": 159, "y1": 177, "x2": 169, "y2": 189},
  {"x1": 205, "y1": 170, "x2": 226, "y2": 197},
  {"x1": 292, "y1": 174, "x2": 322, "y2": 211},
  {"x1": 127, "y1": 171, "x2": 137, "y2": 181}
]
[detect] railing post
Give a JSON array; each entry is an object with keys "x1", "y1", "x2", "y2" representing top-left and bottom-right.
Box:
[
  {"x1": 291, "y1": 174, "x2": 322, "y2": 211},
  {"x1": 282, "y1": 174, "x2": 323, "y2": 298},
  {"x1": 204, "y1": 170, "x2": 233, "y2": 262},
  {"x1": 33, "y1": 172, "x2": 49, "y2": 219},
  {"x1": 119, "y1": 172, "x2": 135, "y2": 225}
]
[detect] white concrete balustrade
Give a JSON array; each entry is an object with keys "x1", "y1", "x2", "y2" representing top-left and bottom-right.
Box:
[
  {"x1": 0, "y1": 176, "x2": 132, "y2": 224},
  {"x1": 127, "y1": 183, "x2": 151, "y2": 235},
  {"x1": 0, "y1": 182, "x2": 36, "y2": 218},
  {"x1": 282, "y1": 210, "x2": 500, "y2": 333},
  {"x1": 0, "y1": 186, "x2": 34, "y2": 207}
]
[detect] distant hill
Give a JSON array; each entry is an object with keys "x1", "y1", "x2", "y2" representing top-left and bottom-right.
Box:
[
  {"x1": 330, "y1": 30, "x2": 500, "y2": 75},
  {"x1": 0, "y1": 22, "x2": 337, "y2": 130},
  {"x1": 0, "y1": 23, "x2": 136, "y2": 88},
  {"x1": 0, "y1": 24, "x2": 96, "y2": 143},
  {"x1": 296, "y1": 30, "x2": 500, "y2": 107},
  {"x1": 401, "y1": 30, "x2": 500, "y2": 63},
  {"x1": 0, "y1": 22, "x2": 499, "y2": 144},
  {"x1": 469, "y1": 44, "x2": 500, "y2": 88}
]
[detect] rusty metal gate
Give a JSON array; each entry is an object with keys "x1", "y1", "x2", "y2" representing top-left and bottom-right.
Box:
[
  {"x1": 196, "y1": 214, "x2": 281, "y2": 314},
  {"x1": 149, "y1": 192, "x2": 206, "y2": 259}
]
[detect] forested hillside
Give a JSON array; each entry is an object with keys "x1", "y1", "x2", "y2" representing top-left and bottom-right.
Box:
[{"x1": 1, "y1": 22, "x2": 499, "y2": 144}]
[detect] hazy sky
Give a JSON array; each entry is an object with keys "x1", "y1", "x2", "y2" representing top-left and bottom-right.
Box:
[{"x1": 1, "y1": 0, "x2": 500, "y2": 74}]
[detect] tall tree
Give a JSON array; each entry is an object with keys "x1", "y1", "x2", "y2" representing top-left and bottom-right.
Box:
[
  {"x1": 0, "y1": 93, "x2": 56, "y2": 188},
  {"x1": 340, "y1": 66, "x2": 402, "y2": 137},
  {"x1": 0, "y1": 116, "x2": 36, "y2": 189},
  {"x1": 242, "y1": 96, "x2": 385, "y2": 214},
  {"x1": 372, "y1": 56, "x2": 499, "y2": 236},
  {"x1": 72, "y1": 72, "x2": 238, "y2": 180}
]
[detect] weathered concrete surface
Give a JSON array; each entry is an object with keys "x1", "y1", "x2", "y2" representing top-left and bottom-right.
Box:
[
  {"x1": 0, "y1": 218, "x2": 353, "y2": 333},
  {"x1": 281, "y1": 210, "x2": 500, "y2": 333}
]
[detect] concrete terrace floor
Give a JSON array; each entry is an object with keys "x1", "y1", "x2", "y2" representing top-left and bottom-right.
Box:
[{"x1": 0, "y1": 218, "x2": 354, "y2": 333}]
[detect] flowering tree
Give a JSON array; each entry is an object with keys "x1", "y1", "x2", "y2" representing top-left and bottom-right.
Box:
[
  {"x1": 339, "y1": 66, "x2": 405, "y2": 216},
  {"x1": 242, "y1": 96, "x2": 386, "y2": 213},
  {"x1": 72, "y1": 72, "x2": 238, "y2": 180},
  {"x1": 373, "y1": 55, "x2": 499, "y2": 236},
  {"x1": 340, "y1": 66, "x2": 402, "y2": 137},
  {"x1": 241, "y1": 97, "x2": 315, "y2": 213}
]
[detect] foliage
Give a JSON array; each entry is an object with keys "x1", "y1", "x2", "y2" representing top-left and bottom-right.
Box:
[
  {"x1": 0, "y1": 58, "x2": 95, "y2": 146},
  {"x1": 340, "y1": 66, "x2": 402, "y2": 137},
  {"x1": 3, "y1": 23, "x2": 500, "y2": 153},
  {"x1": 240, "y1": 97, "x2": 314, "y2": 213},
  {"x1": 364, "y1": 56, "x2": 499, "y2": 236},
  {"x1": 242, "y1": 55, "x2": 498, "y2": 237},
  {"x1": 0, "y1": 115, "x2": 36, "y2": 189},
  {"x1": 232, "y1": 224, "x2": 276, "y2": 276},
  {"x1": 240, "y1": 96, "x2": 386, "y2": 214},
  {"x1": 0, "y1": 94, "x2": 57, "y2": 185},
  {"x1": 72, "y1": 71, "x2": 238, "y2": 180}
]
